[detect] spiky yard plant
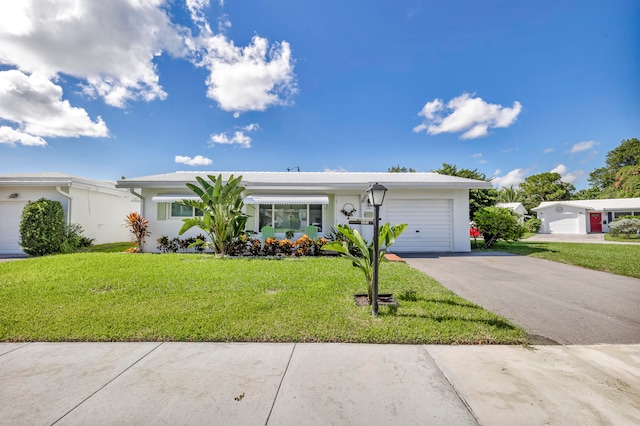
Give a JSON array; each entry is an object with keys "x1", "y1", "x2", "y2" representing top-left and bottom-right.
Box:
[
  {"x1": 178, "y1": 174, "x2": 248, "y2": 255},
  {"x1": 322, "y1": 223, "x2": 407, "y2": 303}
]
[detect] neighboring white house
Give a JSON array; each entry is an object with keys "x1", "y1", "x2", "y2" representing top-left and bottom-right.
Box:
[
  {"x1": 0, "y1": 173, "x2": 140, "y2": 255},
  {"x1": 116, "y1": 171, "x2": 492, "y2": 253},
  {"x1": 496, "y1": 202, "x2": 528, "y2": 222},
  {"x1": 532, "y1": 198, "x2": 640, "y2": 234}
]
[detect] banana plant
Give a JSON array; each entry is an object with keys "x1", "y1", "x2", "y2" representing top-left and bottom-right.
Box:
[
  {"x1": 322, "y1": 222, "x2": 407, "y2": 303},
  {"x1": 178, "y1": 174, "x2": 248, "y2": 255}
]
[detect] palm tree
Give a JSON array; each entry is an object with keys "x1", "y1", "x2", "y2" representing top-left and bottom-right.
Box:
[{"x1": 497, "y1": 186, "x2": 523, "y2": 203}]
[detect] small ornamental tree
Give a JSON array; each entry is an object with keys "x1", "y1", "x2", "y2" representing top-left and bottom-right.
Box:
[
  {"x1": 125, "y1": 212, "x2": 151, "y2": 252},
  {"x1": 474, "y1": 206, "x2": 525, "y2": 248},
  {"x1": 19, "y1": 198, "x2": 66, "y2": 256}
]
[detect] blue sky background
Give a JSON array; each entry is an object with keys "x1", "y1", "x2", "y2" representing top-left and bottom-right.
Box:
[{"x1": 0, "y1": 0, "x2": 638, "y2": 189}]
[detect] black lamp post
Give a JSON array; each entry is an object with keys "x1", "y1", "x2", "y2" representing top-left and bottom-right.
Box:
[{"x1": 367, "y1": 182, "x2": 387, "y2": 316}]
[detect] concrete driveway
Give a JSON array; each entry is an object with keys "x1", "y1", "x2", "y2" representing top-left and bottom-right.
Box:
[{"x1": 404, "y1": 253, "x2": 640, "y2": 345}]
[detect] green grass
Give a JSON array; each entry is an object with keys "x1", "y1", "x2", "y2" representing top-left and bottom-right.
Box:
[
  {"x1": 482, "y1": 241, "x2": 640, "y2": 278},
  {"x1": 0, "y1": 253, "x2": 526, "y2": 344},
  {"x1": 604, "y1": 234, "x2": 640, "y2": 243}
]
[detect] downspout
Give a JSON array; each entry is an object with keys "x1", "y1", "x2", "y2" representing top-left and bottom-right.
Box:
[
  {"x1": 129, "y1": 188, "x2": 144, "y2": 216},
  {"x1": 56, "y1": 185, "x2": 72, "y2": 226}
]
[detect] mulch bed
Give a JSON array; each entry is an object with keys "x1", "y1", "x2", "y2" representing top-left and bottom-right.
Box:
[{"x1": 354, "y1": 293, "x2": 399, "y2": 307}]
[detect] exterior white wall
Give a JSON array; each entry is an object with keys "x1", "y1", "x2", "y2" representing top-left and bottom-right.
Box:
[
  {"x1": 536, "y1": 205, "x2": 587, "y2": 234},
  {"x1": 0, "y1": 184, "x2": 139, "y2": 254},
  {"x1": 140, "y1": 187, "x2": 473, "y2": 253},
  {"x1": 140, "y1": 188, "x2": 207, "y2": 252},
  {"x1": 67, "y1": 186, "x2": 137, "y2": 244}
]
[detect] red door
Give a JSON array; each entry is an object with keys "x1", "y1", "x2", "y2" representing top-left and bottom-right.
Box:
[{"x1": 590, "y1": 213, "x2": 602, "y2": 233}]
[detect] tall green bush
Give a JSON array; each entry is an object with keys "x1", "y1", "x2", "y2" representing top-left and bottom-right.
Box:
[
  {"x1": 19, "y1": 198, "x2": 66, "y2": 256},
  {"x1": 474, "y1": 206, "x2": 526, "y2": 248},
  {"x1": 525, "y1": 218, "x2": 542, "y2": 233}
]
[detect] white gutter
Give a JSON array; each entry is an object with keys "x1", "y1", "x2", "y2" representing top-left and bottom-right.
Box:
[
  {"x1": 56, "y1": 185, "x2": 72, "y2": 225},
  {"x1": 129, "y1": 188, "x2": 144, "y2": 216}
]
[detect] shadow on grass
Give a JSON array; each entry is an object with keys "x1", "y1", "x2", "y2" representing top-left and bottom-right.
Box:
[
  {"x1": 382, "y1": 311, "x2": 519, "y2": 331},
  {"x1": 474, "y1": 241, "x2": 558, "y2": 256}
]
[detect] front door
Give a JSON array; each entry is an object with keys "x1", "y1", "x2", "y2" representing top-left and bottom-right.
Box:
[{"x1": 589, "y1": 212, "x2": 602, "y2": 233}]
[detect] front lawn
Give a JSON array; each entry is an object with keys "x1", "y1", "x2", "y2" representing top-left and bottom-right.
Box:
[
  {"x1": 483, "y1": 241, "x2": 640, "y2": 279},
  {"x1": 0, "y1": 253, "x2": 526, "y2": 344}
]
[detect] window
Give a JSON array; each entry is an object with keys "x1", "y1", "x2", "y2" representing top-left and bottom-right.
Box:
[
  {"x1": 613, "y1": 211, "x2": 633, "y2": 219},
  {"x1": 170, "y1": 203, "x2": 203, "y2": 218},
  {"x1": 259, "y1": 204, "x2": 323, "y2": 231}
]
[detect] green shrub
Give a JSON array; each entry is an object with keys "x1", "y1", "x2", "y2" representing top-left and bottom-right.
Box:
[
  {"x1": 525, "y1": 218, "x2": 542, "y2": 233},
  {"x1": 608, "y1": 218, "x2": 640, "y2": 238},
  {"x1": 61, "y1": 223, "x2": 94, "y2": 253},
  {"x1": 474, "y1": 206, "x2": 526, "y2": 248},
  {"x1": 19, "y1": 198, "x2": 66, "y2": 256}
]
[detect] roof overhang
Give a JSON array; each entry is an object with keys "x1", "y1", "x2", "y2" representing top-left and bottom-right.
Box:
[
  {"x1": 151, "y1": 194, "x2": 200, "y2": 203},
  {"x1": 243, "y1": 195, "x2": 329, "y2": 205}
]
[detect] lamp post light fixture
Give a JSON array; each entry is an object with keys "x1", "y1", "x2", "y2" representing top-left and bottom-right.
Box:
[{"x1": 366, "y1": 182, "x2": 387, "y2": 316}]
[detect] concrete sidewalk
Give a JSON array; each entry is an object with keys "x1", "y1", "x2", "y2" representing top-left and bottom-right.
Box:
[{"x1": 1, "y1": 343, "x2": 639, "y2": 425}]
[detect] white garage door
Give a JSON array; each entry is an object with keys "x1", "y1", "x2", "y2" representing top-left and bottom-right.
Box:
[
  {"x1": 0, "y1": 202, "x2": 27, "y2": 254},
  {"x1": 548, "y1": 214, "x2": 579, "y2": 234},
  {"x1": 384, "y1": 199, "x2": 452, "y2": 252}
]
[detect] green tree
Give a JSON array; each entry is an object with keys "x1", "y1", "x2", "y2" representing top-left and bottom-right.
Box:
[
  {"x1": 387, "y1": 165, "x2": 416, "y2": 173},
  {"x1": 497, "y1": 186, "x2": 524, "y2": 203},
  {"x1": 473, "y1": 207, "x2": 525, "y2": 248},
  {"x1": 433, "y1": 163, "x2": 498, "y2": 218},
  {"x1": 572, "y1": 187, "x2": 602, "y2": 200},
  {"x1": 178, "y1": 174, "x2": 248, "y2": 255},
  {"x1": 520, "y1": 172, "x2": 574, "y2": 211},
  {"x1": 589, "y1": 138, "x2": 640, "y2": 191},
  {"x1": 19, "y1": 198, "x2": 66, "y2": 256}
]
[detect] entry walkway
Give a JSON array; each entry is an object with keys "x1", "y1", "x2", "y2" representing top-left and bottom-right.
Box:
[{"x1": 1, "y1": 342, "x2": 639, "y2": 425}]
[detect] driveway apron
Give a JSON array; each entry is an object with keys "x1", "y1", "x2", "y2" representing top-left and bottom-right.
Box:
[{"x1": 404, "y1": 253, "x2": 640, "y2": 345}]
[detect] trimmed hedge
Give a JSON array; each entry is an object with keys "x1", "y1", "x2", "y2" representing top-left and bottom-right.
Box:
[{"x1": 19, "y1": 198, "x2": 66, "y2": 256}]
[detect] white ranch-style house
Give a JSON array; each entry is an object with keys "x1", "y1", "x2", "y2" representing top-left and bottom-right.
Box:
[
  {"x1": 533, "y1": 198, "x2": 640, "y2": 234},
  {"x1": 0, "y1": 173, "x2": 140, "y2": 255},
  {"x1": 116, "y1": 171, "x2": 492, "y2": 253}
]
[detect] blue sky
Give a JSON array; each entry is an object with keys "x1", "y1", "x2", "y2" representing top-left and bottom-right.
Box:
[{"x1": 0, "y1": 0, "x2": 638, "y2": 189}]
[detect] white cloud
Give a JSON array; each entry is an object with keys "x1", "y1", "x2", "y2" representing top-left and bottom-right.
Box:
[
  {"x1": 209, "y1": 122, "x2": 260, "y2": 148},
  {"x1": 550, "y1": 164, "x2": 583, "y2": 184},
  {"x1": 194, "y1": 34, "x2": 297, "y2": 114},
  {"x1": 242, "y1": 123, "x2": 260, "y2": 132},
  {"x1": 210, "y1": 131, "x2": 252, "y2": 148},
  {"x1": 543, "y1": 147, "x2": 554, "y2": 154},
  {"x1": 492, "y1": 168, "x2": 526, "y2": 188},
  {"x1": 0, "y1": 70, "x2": 108, "y2": 145},
  {"x1": 570, "y1": 140, "x2": 596, "y2": 154},
  {"x1": 0, "y1": 0, "x2": 187, "y2": 108},
  {"x1": 175, "y1": 155, "x2": 212, "y2": 166},
  {"x1": 0, "y1": 1, "x2": 297, "y2": 148},
  {"x1": 0, "y1": 126, "x2": 46, "y2": 147},
  {"x1": 472, "y1": 153, "x2": 482, "y2": 158},
  {"x1": 414, "y1": 93, "x2": 522, "y2": 139}
]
